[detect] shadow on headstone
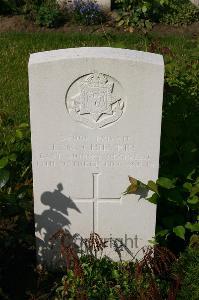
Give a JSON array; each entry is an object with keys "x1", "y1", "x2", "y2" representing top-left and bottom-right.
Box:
[
  {"x1": 35, "y1": 183, "x2": 81, "y2": 267},
  {"x1": 134, "y1": 187, "x2": 149, "y2": 200}
]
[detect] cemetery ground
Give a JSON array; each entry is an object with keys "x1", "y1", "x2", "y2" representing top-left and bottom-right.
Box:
[
  {"x1": 0, "y1": 15, "x2": 199, "y2": 36},
  {"x1": 0, "y1": 30, "x2": 199, "y2": 299}
]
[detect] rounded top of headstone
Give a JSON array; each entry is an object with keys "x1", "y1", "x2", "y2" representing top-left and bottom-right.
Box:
[{"x1": 29, "y1": 47, "x2": 164, "y2": 66}]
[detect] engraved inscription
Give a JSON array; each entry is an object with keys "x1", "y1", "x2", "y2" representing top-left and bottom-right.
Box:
[
  {"x1": 35, "y1": 136, "x2": 154, "y2": 169},
  {"x1": 66, "y1": 73, "x2": 124, "y2": 129}
]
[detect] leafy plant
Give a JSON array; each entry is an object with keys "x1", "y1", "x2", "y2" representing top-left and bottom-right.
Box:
[
  {"x1": 72, "y1": 0, "x2": 105, "y2": 25},
  {"x1": 0, "y1": 31, "x2": 198, "y2": 299},
  {"x1": 0, "y1": 0, "x2": 20, "y2": 14},
  {"x1": 174, "y1": 243, "x2": 199, "y2": 300},
  {"x1": 35, "y1": 1, "x2": 65, "y2": 28},
  {"x1": 21, "y1": 0, "x2": 44, "y2": 20},
  {"x1": 0, "y1": 0, "x2": 14, "y2": 14},
  {"x1": 114, "y1": 0, "x2": 199, "y2": 31},
  {"x1": 0, "y1": 0, "x2": 39, "y2": 15},
  {"x1": 125, "y1": 173, "x2": 199, "y2": 253},
  {"x1": 115, "y1": 0, "x2": 167, "y2": 31},
  {"x1": 0, "y1": 123, "x2": 35, "y2": 299},
  {"x1": 161, "y1": 0, "x2": 199, "y2": 25},
  {"x1": 138, "y1": 38, "x2": 199, "y2": 253},
  {"x1": 54, "y1": 245, "x2": 178, "y2": 300}
]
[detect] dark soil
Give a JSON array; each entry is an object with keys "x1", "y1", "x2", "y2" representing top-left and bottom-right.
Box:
[
  {"x1": 152, "y1": 22, "x2": 199, "y2": 37},
  {"x1": 0, "y1": 15, "x2": 199, "y2": 37}
]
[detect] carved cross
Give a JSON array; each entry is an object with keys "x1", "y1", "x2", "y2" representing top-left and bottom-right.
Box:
[{"x1": 74, "y1": 173, "x2": 122, "y2": 232}]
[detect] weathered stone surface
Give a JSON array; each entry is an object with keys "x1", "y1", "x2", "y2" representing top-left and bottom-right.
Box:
[
  {"x1": 190, "y1": 0, "x2": 199, "y2": 7},
  {"x1": 29, "y1": 47, "x2": 164, "y2": 265}
]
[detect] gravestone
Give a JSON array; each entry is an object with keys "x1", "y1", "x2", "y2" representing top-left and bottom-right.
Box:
[{"x1": 29, "y1": 47, "x2": 164, "y2": 265}]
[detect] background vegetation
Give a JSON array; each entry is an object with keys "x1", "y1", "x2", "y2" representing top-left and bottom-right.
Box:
[
  {"x1": 115, "y1": 0, "x2": 199, "y2": 30},
  {"x1": 0, "y1": 0, "x2": 199, "y2": 28},
  {"x1": 0, "y1": 0, "x2": 199, "y2": 297},
  {"x1": 0, "y1": 30, "x2": 198, "y2": 299}
]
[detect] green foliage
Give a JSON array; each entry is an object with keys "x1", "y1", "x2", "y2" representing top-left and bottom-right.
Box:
[
  {"x1": 147, "y1": 37, "x2": 198, "y2": 253},
  {"x1": 55, "y1": 257, "x2": 137, "y2": 299},
  {"x1": 125, "y1": 171, "x2": 199, "y2": 251},
  {"x1": 21, "y1": 0, "x2": 44, "y2": 20},
  {"x1": 35, "y1": 1, "x2": 66, "y2": 28},
  {"x1": 189, "y1": 234, "x2": 199, "y2": 250},
  {"x1": 115, "y1": 0, "x2": 167, "y2": 31},
  {"x1": 160, "y1": 49, "x2": 199, "y2": 180},
  {"x1": 0, "y1": 123, "x2": 35, "y2": 299},
  {"x1": 161, "y1": 0, "x2": 199, "y2": 25},
  {"x1": 175, "y1": 246, "x2": 199, "y2": 299},
  {"x1": 0, "y1": 32, "x2": 198, "y2": 298},
  {"x1": 0, "y1": 0, "x2": 19, "y2": 14},
  {"x1": 0, "y1": 0, "x2": 38, "y2": 15},
  {"x1": 115, "y1": 0, "x2": 199, "y2": 30},
  {"x1": 126, "y1": 42, "x2": 199, "y2": 247},
  {"x1": 0, "y1": 0, "x2": 67, "y2": 28},
  {"x1": 54, "y1": 247, "x2": 177, "y2": 300}
]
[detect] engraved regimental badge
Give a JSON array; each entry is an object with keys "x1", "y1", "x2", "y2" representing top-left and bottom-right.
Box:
[{"x1": 66, "y1": 73, "x2": 124, "y2": 128}]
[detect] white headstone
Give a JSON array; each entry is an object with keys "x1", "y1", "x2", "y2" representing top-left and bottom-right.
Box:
[{"x1": 29, "y1": 47, "x2": 164, "y2": 265}]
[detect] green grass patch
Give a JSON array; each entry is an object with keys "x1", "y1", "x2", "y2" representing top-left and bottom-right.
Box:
[
  {"x1": 0, "y1": 32, "x2": 198, "y2": 124},
  {"x1": 0, "y1": 32, "x2": 198, "y2": 299}
]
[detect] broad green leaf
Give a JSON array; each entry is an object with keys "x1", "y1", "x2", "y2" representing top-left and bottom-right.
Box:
[
  {"x1": 0, "y1": 157, "x2": 8, "y2": 169},
  {"x1": 147, "y1": 180, "x2": 159, "y2": 195},
  {"x1": 173, "y1": 226, "x2": 185, "y2": 240},
  {"x1": 187, "y1": 169, "x2": 195, "y2": 180},
  {"x1": 124, "y1": 177, "x2": 148, "y2": 195},
  {"x1": 187, "y1": 196, "x2": 199, "y2": 205},
  {"x1": 128, "y1": 176, "x2": 137, "y2": 185},
  {"x1": 185, "y1": 222, "x2": 199, "y2": 232},
  {"x1": 124, "y1": 183, "x2": 138, "y2": 194},
  {"x1": 148, "y1": 239, "x2": 158, "y2": 245},
  {"x1": 156, "y1": 229, "x2": 169, "y2": 237},
  {"x1": 117, "y1": 20, "x2": 125, "y2": 27},
  {"x1": 168, "y1": 190, "x2": 184, "y2": 206},
  {"x1": 139, "y1": 181, "x2": 147, "y2": 189},
  {"x1": 190, "y1": 184, "x2": 199, "y2": 197},
  {"x1": 124, "y1": 176, "x2": 139, "y2": 194},
  {"x1": 157, "y1": 177, "x2": 175, "y2": 189},
  {"x1": 183, "y1": 182, "x2": 192, "y2": 192},
  {"x1": 18, "y1": 123, "x2": 29, "y2": 128},
  {"x1": 147, "y1": 193, "x2": 159, "y2": 204},
  {"x1": 145, "y1": 20, "x2": 152, "y2": 30},
  {"x1": 112, "y1": 269, "x2": 120, "y2": 280},
  {"x1": 162, "y1": 214, "x2": 184, "y2": 229},
  {"x1": 142, "y1": 4, "x2": 147, "y2": 13},
  {"x1": 15, "y1": 129, "x2": 23, "y2": 139},
  {"x1": 8, "y1": 153, "x2": 17, "y2": 162},
  {"x1": 0, "y1": 169, "x2": 10, "y2": 188}
]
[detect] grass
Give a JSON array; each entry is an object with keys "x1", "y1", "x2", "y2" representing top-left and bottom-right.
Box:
[
  {"x1": 0, "y1": 31, "x2": 198, "y2": 125},
  {"x1": 0, "y1": 31, "x2": 198, "y2": 299}
]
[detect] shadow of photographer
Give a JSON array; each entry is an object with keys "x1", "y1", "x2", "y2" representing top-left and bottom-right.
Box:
[{"x1": 35, "y1": 183, "x2": 81, "y2": 266}]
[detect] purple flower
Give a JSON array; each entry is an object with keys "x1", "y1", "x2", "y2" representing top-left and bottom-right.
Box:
[{"x1": 73, "y1": 0, "x2": 104, "y2": 25}]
